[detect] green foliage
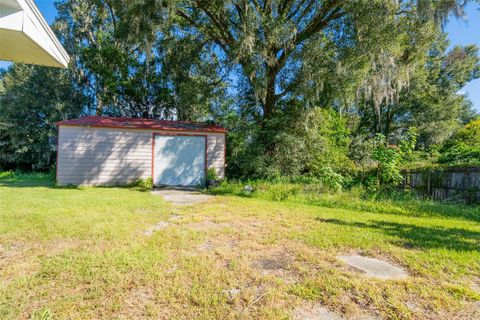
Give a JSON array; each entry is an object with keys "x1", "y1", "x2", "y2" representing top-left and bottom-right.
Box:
[
  {"x1": 227, "y1": 107, "x2": 353, "y2": 179},
  {"x1": 399, "y1": 127, "x2": 419, "y2": 161},
  {"x1": 396, "y1": 36, "x2": 480, "y2": 148},
  {"x1": 443, "y1": 119, "x2": 480, "y2": 149},
  {"x1": 206, "y1": 168, "x2": 218, "y2": 181},
  {"x1": 1, "y1": 0, "x2": 479, "y2": 184},
  {"x1": 31, "y1": 307, "x2": 53, "y2": 320},
  {"x1": 372, "y1": 134, "x2": 403, "y2": 189},
  {"x1": 0, "y1": 65, "x2": 84, "y2": 170},
  {"x1": 132, "y1": 177, "x2": 153, "y2": 191},
  {"x1": 214, "y1": 173, "x2": 345, "y2": 200},
  {"x1": 439, "y1": 119, "x2": 480, "y2": 165},
  {"x1": 208, "y1": 179, "x2": 480, "y2": 221},
  {"x1": 438, "y1": 146, "x2": 480, "y2": 165},
  {"x1": 315, "y1": 167, "x2": 344, "y2": 193},
  {"x1": 55, "y1": 0, "x2": 227, "y2": 119},
  {"x1": 354, "y1": 33, "x2": 480, "y2": 147},
  {"x1": 0, "y1": 170, "x2": 54, "y2": 186},
  {"x1": 357, "y1": 128, "x2": 420, "y2": 192},
  {"x1": 259, "y1": 183, "x2": 303, "y2": 202},
  {"x1": 174, "y1": 0, "x2": 475, "y2": 121}
]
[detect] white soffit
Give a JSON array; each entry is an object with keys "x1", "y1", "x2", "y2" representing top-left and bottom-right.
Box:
[{"x1": 0, "y1": 0, "x2": 69, "y2": 68}]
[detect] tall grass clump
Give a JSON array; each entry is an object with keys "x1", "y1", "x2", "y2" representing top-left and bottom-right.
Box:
[{"x1": 209, "y1": 178, "x2": 480, "y2": 221}]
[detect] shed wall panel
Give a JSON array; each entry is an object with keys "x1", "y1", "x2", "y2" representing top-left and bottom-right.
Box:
[
  {"x1": 207, "y1": 134, "x2": 225, "y2": 178},
  {"x1": 57, "y1": 126, "x2": 151, "y2": 186}
]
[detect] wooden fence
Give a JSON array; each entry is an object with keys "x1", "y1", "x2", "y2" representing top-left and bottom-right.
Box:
[{"x1": 402, "y1": 166, "x2": 480, "y2": 203}]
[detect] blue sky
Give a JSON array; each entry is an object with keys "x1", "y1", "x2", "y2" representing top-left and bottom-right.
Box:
[
  {"x1": 1, "y1": 1, "x2": 479, "y2": 111},
  {"x1": 444, "y1": 2, "x2": 480, "y2": 112}
]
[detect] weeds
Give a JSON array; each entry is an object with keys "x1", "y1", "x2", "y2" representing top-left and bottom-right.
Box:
[{"x1": 208, "y1": 180, "x2": 480, "y2": 222}]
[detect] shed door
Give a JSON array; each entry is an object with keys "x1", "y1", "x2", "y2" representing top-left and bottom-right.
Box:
[{"x1": 153, "y1": 135, "x2": 206, "y2": 186}]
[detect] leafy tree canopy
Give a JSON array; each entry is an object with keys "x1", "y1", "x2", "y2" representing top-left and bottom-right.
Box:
[
  {"x1": 1, "y1": 0, "x2": 479, "y2": 176},
  {"x1": 0, "y1": 65, "x2": 85, "y2": 169}
]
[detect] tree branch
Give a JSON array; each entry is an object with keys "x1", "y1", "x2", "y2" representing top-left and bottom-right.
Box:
[
  {"x1": 176, "y1": 10, "x2": 229, "y2": 53},
  {"x1": 278, "y1": 0, "x2": 295, "y2": 16},
  {"x1": 195, "y1": 1, "x2": 235, "y2": 45},
  {"x1": 275, "y1": 75, "x2": 302, "y2": 100},
  {"x1": 296, "y1": 8, "x2": 344, "y2": 45},
  {"x1": 105, "y1": 0, "x2": 117, "y2": 32},
  {"x1": 287, "y1": 0, "x2": 315, "y2": 21}
]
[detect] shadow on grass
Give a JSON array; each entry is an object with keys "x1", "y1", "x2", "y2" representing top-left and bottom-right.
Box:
[
  {"x1": 317, "y1": 218, "x2": 480, "y2": 252},
  {"x1": 0, "y1": 172, "x2": 153, "y2": 192},
  {"x1": 308, "y1": 196, "x2": 480, "y2": 223},
  {"x1": 206, "y1": 188, "x2": 253, "y2": 198},
  {"x1": 0, "y1": 178, "x2": 81, "y2": 189},
  {"x1": 209, "y1": 182, "x2": 480, "y2": 223},
  {"x1": 0, "y1": 174, "x2": 55, "y2": 188},
  {"x1": 0, "y1": 172, "x2": 78, "y2": 190}
]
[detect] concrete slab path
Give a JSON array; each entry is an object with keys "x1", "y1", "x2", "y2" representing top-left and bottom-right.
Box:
[
  {"x1": 151, "y1": 189, "x2": 212, "y2": 206},
  {"x1": 338, "y1": 255, "x2": 408, "y2": 280}
]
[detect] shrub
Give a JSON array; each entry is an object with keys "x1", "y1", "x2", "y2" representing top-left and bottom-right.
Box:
[
  {"x1": 443, "y1": 119, "x2": 480, "y2": 150},
  {"x1": 316, "y1": 167, "x2": 344, "y2": 192},
  {"x1": 132, "y1": 177, "x2": 153, "y2": 190},
  {"x1": 261, "y1": 183, "x2": 302, "y2": 201},
  {"x1": 225, "y1": 107, "x2": 353, "y2": 179},
  {"x1": 206, "y1": 167, "x2": 218, "y2": 181},
  {"x1": 438, "y1": 145, "x2": 480, "y2": 165},
  {"x1": 399, "y1": 127, "x2": 418, "y2": 161},
  {"x1": 372, "y1": 134, "x2": 403, "y2": 189},
  {"x1": 439, "y1": 119, "x2": 480, "y2": 165}
]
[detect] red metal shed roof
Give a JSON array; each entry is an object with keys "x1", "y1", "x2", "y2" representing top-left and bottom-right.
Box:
[{"x1": 56, "y1": 116, "x2": 226, "y2": 133}]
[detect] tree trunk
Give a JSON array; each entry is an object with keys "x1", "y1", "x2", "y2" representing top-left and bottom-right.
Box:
[
  {"x1": 96, "y1": 95, "x2": 104, "y2": 116},
  {"x1": 385, "y1": 105, "x2": 392, "y2": 141},
  {"x1": 263, "y1": 66, "x2": 276, "y2": 118}
]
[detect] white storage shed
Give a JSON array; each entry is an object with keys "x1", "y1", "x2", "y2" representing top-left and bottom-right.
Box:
[{"x1": 56, "y1": 116, "x2": 226, "y2": 186}]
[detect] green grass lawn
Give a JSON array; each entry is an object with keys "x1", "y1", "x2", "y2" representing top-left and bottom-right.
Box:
[{"x1": 0, "y1": 172, "x2": 479, "y2": 319}]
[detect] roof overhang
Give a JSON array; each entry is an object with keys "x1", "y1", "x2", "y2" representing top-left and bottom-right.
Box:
[
  {"x1": 0, "y1": 0, "x2": 69, "y2": 68},
  {"x1": 56, "y1": 116, "x2": 227, "y2": 133}
]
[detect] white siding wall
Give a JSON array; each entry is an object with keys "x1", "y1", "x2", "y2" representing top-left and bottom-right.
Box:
[
  {"x1": 57, "y1": 126, "x2": 225, "y2": 186},
  {"x1": 207, "y1": 134, "x2": 226, "y2": 178},
  {"x1": 57, "y1": 126, "x2": 152, "y2": 186}
]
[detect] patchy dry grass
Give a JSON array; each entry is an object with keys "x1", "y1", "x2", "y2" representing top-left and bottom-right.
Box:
[{"x1": 0, "y1": 172, "x2": 479, "y2": 319}]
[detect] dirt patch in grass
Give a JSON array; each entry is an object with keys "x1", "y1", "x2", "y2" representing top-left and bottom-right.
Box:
[
  {"x1": 196, "y1": 240, "x2": 216, "y2": 252},
  {"x1": 168, "y1": 213, "x2": 183, "y2": 221},
  {"x1": 250, "y1": 248, "x2": 299, "y2": 283},
  {"x1": 1, "y1": 240, "x2": 82, "y2": 271},
  {"x1": 184, "y1": 220, "x2": 232, "y2": 231},
  {"x1": 253, "y1": 256, "x2": 289, "y2": 271},
  {"x1": 468, "y1": 277, "x2": 480, "y2": 294},
  {"x1": 118, "y1": 286, "x2": 157, "y2": 319},
  {"x1": 43, "y1": 239, "x2": 87, "y2": 256},
  {"x1": 0, "y1": 239, "x2": 98, "y2": 291}
]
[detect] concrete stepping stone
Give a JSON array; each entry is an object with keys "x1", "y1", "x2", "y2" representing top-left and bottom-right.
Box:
[
  {"x1": 151, "y1": 189, "x2": 211, "y2": 205},
  {"x1": 293, "y1": 304, "x2": 344, "y2": 320},
  {"x1": 294, "y1": 303, "x2": 382, "y2": 320},
  {"x1": 338, "y1": 255, "x2": 408, "y2": 280}
]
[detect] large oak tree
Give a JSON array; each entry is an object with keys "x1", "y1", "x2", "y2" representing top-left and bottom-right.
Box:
[{"x1": 174, "y1": 0, "x2": 474, "y2": 119}]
